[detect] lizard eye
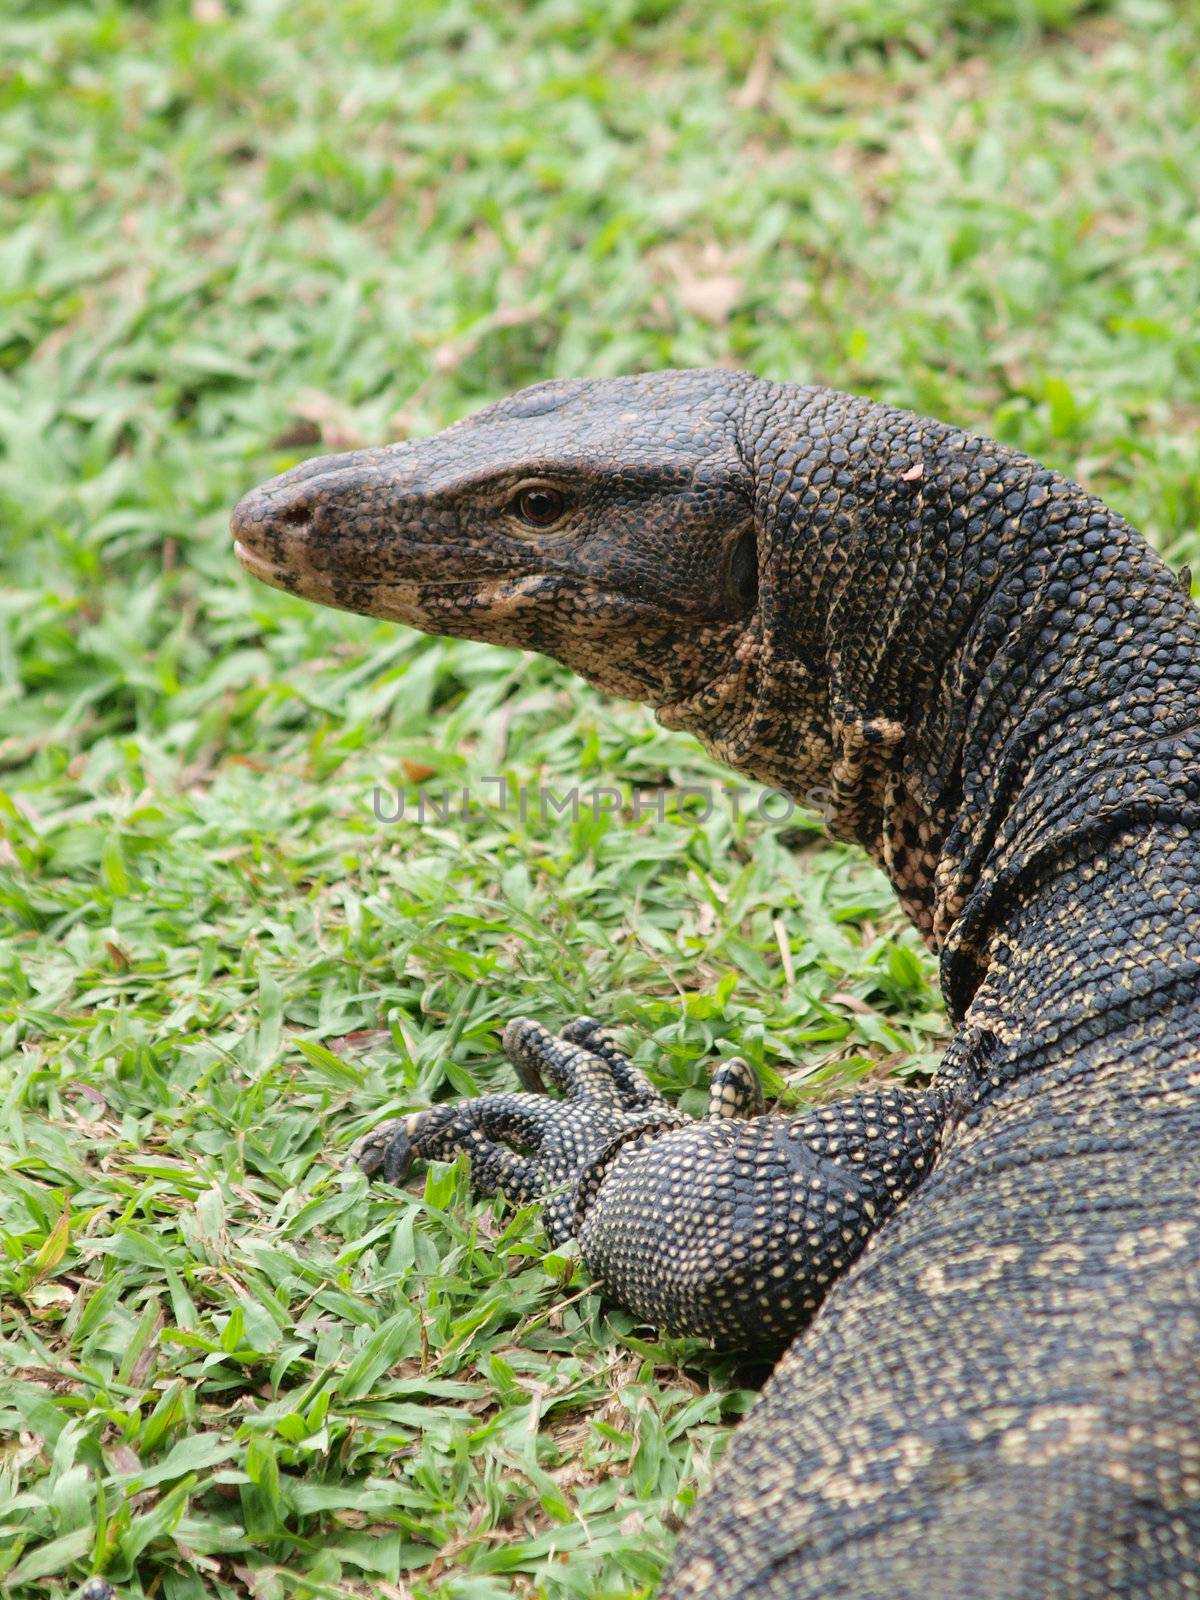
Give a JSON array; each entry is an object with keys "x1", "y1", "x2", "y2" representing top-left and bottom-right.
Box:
[{"x1": 512, "y1": 486, "x2": 568, "y2": 527}]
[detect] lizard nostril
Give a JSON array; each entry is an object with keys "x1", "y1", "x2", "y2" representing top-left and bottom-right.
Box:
[{"x1": 276, "y1": 500, "x2": 310, "y2": 528}]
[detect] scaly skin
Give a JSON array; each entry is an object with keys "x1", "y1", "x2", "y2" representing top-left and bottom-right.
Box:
[{"x1": 232, "y1": 371, "x2": 1200, "y2": 1597}]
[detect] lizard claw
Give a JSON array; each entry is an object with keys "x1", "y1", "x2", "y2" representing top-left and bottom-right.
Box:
[{"x1": 351, "y1": 1115, "x2": 419, "y2": 1182}]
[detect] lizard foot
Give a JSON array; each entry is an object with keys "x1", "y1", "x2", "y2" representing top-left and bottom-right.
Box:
[{"x1": 352, "y1": 1015, "x2": 694, "y2": 1244}]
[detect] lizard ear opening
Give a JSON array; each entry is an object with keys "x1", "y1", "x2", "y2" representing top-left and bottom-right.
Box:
[{"x1": 727, "y1": 526, "x2": 759, "y2": 612}]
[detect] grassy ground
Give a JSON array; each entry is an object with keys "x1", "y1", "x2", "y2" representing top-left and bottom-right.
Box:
[{"x1": 2, "y1": 1, "x2": 1198, "y2": 1596}]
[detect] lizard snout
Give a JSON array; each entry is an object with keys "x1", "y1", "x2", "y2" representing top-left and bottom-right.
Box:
[
  {"x1": 231, "y1": 480, "x2": 308, "y2": 584},
  {"x1": 231, "y1": 471, "x2": 345, "y2": 601},
  {"x1": 232, "y1": 444, "x2": 427, "y2": 590},
  {"x1": 231, "y1": 449, "x2": 376, "y2": 594}
]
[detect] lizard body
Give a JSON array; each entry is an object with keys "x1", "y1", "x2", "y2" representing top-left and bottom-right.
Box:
[{"x1": 233, "y1": 371, "x2": 1200, "y2": 1597}]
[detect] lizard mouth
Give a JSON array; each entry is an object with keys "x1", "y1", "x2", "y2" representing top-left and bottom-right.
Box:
[
  {"x1": 233, "y1": 539, "x2": 288, "y2": 588},
  {"x1": 233, "y1": 536, "x2": 349, "y2": 612},
  {"x1": 233, "y1": 525, "x2": 560, "y2": 632}
]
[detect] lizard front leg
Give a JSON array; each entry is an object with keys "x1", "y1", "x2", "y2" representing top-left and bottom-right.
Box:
[
  {"x1": 577, "y1": 1080, "x2": 946, "y2": 1346},
  {"x1": 357, "y1": 1018, "x2": 947, "y2": 1349}
]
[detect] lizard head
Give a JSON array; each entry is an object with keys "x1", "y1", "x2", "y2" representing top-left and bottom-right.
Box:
[{"x1": 232, "y1": 369, "x2": 782, "y2": 763}]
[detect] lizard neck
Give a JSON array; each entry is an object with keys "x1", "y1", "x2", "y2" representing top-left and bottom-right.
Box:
[
  {"x1": 747, "y1": 386, "x2": 1200, "y2": 1019},
  {"x1": 930, "y1": 555, "x2": 1200, "y2": 1019},
  {"x1": 957, "y1": 819, "x2": 1200, "y2": 1080}
]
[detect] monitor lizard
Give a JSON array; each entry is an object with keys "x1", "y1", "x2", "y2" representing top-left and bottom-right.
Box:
[{"x1": 232, "y1": 369, "x2": 1200, "y2": 1598}]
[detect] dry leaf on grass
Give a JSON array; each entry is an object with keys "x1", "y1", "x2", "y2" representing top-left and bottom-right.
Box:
[
  {"x1": 287, "y1": 389, "x2": 369, "y2": 452},
  {"x1": 655, "y1": 243, "x2": 745, "y2": 326}
]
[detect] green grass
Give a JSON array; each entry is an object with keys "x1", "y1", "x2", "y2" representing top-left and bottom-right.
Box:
[{"x1": 2, "y1": 0, "x2": 1198, "y2": 1595}]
